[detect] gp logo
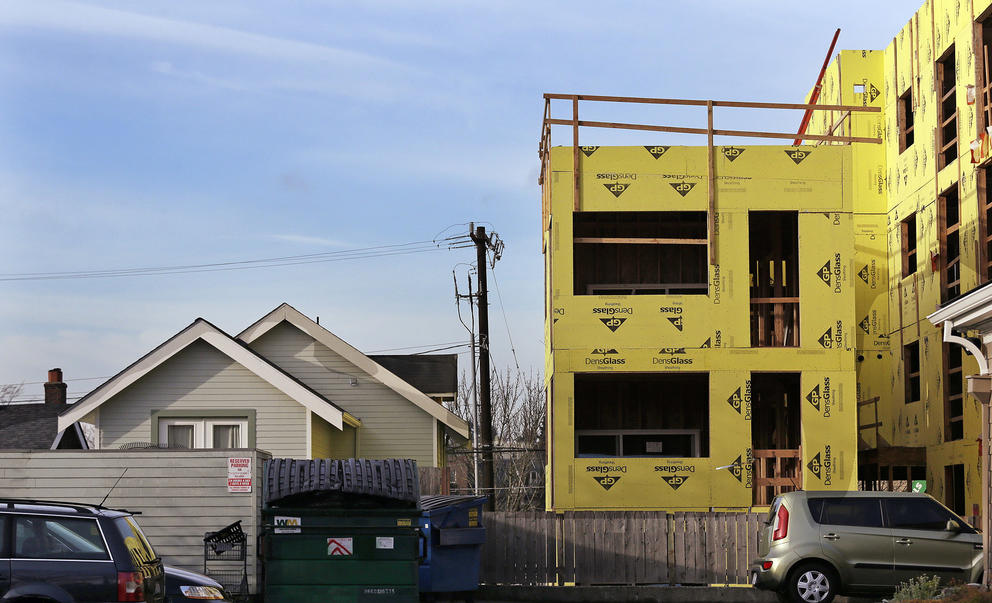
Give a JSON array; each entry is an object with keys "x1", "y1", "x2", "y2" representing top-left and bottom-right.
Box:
[
  {"x1": 603, "y1": 182, "x2": 630, "y2": 198},
  {"x1": 580, "y1": 146, "x2": 599, "y2": 157},
  {"x1": 662, "y1": 475, "x2": 689, "y2": 490},
  {"x1": 667, "y1": 316, "x2": 684, "y2": 331},
  {"x1": 600, "y1": 317, "x2": 627, "y2": 332},
  {"x1": 722, "y1": 147, "x2": 745, "y2": 162},
  {"x1": 807, "y1": 453, "x2": 822, "y2": 480},
  {"x1": 670, "y1": 182, "x2": 696, "y2": 197},
  {"x1": 818, "y1": 327, "x2": 833, "y2": 348},
  {"x1": 644, "y1": 145, "x2": 670, "y2": 159},
  {"x1": 785, "y1": 149, "x2": 812, "y2": 164},
  {"x1": 594, "y1": 476, "x2": 621, "y2": 491}
]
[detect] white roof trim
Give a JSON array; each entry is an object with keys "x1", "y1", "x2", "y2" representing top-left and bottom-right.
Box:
[
  {"x1": 239, "y1": 303, "x2": 470, "y2": 440},
  {"x1": 50, "y1": 423, "x2": 90, "y2": 450},
  {"x1": 59, "y1": 319, "x2": 345, "y2": 433},
  {"x1": 928, "y1": 284, "x2": 992, "y2": 330}
]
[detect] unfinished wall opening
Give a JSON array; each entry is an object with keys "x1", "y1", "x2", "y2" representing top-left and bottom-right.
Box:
[
  {"x1": 945, "y1": 463, "x2": 966, "y2": 516},
  {"x1": 979, "y1": 11, "x2": 992, "y2": 132},
  {"x1": 898, "y1": 88, "x2": 915, "y2": 152},
  {"x1": 939, "y1": 186, "x2": 961, "y2": 301},
  {"x1": 572, "y1": 212, "x2": 708, "y2": 295},
  {"x1": 749, "y1": 211, "x2": 799, "y2": 347},
  {"x1": 750, "y1": 373, "x2": 801, "y2": 506},
  {"x1": 944, "y1": 343, "x2": 964, "y2": 441},
  {"x1": 982, "y1": 167, "x2": 992, "y2": 281},
  {"x1": 902, "y1": 213, "x2": 918, "y2": 278},
  {"x1": 904, "y1": 341, "x2": 921, "y2": 404},
  {"x1": 573, "y1": 373, "x2": 709, "y2": 458},
  {"x1": 859, "y1": 464, "x2": 926, "y2": 491},
  {"x1": 937, "y1": 46, "x2": 958, "y2": 169}
]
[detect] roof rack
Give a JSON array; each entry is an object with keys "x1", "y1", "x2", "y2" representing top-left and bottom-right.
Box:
[{"x1": 0, "y1": 497, "x2": 138, "y2": 515}]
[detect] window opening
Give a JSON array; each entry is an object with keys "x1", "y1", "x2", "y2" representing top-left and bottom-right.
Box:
[
  {"x1": 944, "y1": 463, "x2": 966, "y2": 516},
  {"x1": 898, "y1": 88, "x2": 915, "y2": 152},
  {"x1": 749, "y1": 212, "x2": 799, "y2": 347},
  {"x1": 940, "y1": 186, "x2": 961, "y2": 301},
  {"x1": 751, "y1": 373, "x2": 801, "y2": 505},
  {"x1": 980, "y1": 14, "x2": 992, "y2": 132},
  {"x1": 937, "y1": 46, "x2": 958, "y2": 169},
  {"x1": 982, "y1": 167, "x2": 992, "y2": 281},
  {"x1": 945, "y1": 343, "x2": 964, "y2": 441},
  {"x1": 902, "y1": 214, "x2": 917, "y2": 278},
  {"x1": 574, "y1": 373, "x2": 709, "y2": 458},
  {"x1": 572, "y1": 211, "x2": 708, "y2": 295},
  {"x1": 904, "y1": 342, "x2": 921, "y2": 404}
]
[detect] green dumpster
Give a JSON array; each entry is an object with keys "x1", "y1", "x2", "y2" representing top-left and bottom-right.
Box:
[{"x1": 261, "y1": 458, "x2": 423, "y2": 603}]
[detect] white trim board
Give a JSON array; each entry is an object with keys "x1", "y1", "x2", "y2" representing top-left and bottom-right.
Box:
[
  {"x1": 58, "y1": 319, "x2": 350, "y2": 433},
  {"x1": 239, "y1": 303, "x2": 470, "y2": 440}
]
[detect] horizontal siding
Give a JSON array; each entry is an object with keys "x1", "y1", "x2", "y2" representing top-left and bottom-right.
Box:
[
  {"x1": 99, "y1": 339, "x2": 308, "y2": 458},
  {"x1": 0, "y1": 450, "x2": 266, "y2": 593},
  {"x1": 249, "y1": 322, "x2": 436, "y2": 465}
]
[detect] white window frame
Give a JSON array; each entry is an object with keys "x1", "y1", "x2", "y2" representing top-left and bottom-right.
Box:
[{"x1": 159, "y1": 418, "x2": 248, "y2": 449}]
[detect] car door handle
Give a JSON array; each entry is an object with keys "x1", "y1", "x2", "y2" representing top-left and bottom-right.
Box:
[
  {"x1": 823, "y1": 533, "x2": 840, "y2": 540},
  {"x1": 896, "y1": 538, "x2": 913, "y2": 545}
]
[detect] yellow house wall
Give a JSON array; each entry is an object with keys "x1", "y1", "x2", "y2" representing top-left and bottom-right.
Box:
[
  {"x1": 801, "y1": 0, "x2": 992, "y2": 518},
  {"x1": 543, "y1": 145, "x2": 858, "y2": 511}
]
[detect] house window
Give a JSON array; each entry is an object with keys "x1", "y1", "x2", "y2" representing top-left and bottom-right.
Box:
[
  {"x1": 898, "y1": 88, "x2": 915, "y2": 152},
  {"x1": 159, "y1": 418, "x2": 248, "y2": 448},
  {"x1": 749, "y1": 212, "x2": 799, "y2": 347},
  {"x1": 937, "y1": 46, "x2": 958, "y2": 169},
  {"x1": 945, "y1": 343, "x2": 964, "y2": 441},
  {"x1": 572, "y1": 211, "x2": 708, "y2": 295},
  {"x1": 979, "y1": 13, "x2": 992, "y2": 132},
  {"x1": 902, "y1": 214, "x2": 917, "y2": 278},
  {"x1": 574, "y1": 373, "x2": 709, "y2": 458},
  {"x1": 904, "y1": 342, "x2": 921, "y2": 404},
  {"x1": 940, "y1": 186, "x2": 961, "y2": 302}
]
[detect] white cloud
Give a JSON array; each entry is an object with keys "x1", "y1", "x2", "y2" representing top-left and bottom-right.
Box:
[
  {"x1": 266, "y1": 234, "x2": 349, "y2": 247},
  {"x1": 0, "y1": 1, "x2": 412, "y2": 72}
]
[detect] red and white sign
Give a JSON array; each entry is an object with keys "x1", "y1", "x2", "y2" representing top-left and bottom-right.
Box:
[
  {"x1": 227, "y1": 457, "x2": 252, "y2": 493},
  {"x1": 327, "y1": 537, "x2": 353, "y2": 556}
]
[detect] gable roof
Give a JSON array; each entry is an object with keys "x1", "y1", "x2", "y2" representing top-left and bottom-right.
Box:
[
  {"x1": 368, "y1": 354, "x2": 457, "y2": 397},
  {"x1": 58, "y1": 318, "x2": 359, "y2": 433},
  {"x1": 238, "y1": 303, "x2": 470, "y2": 440},
  {"x1": 0, "y1": 403, "x2": 70, "y2": 449}
]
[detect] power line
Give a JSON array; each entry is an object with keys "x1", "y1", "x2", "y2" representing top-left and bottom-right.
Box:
[
  {"x1": 0, "y1": 240, "x2": 445, "y2": 282},
  {"x1": 367, "y1": 341, "x2": 466, "y2": 353},
  {"x1": 488, "y1": 255, "x2": 520, "y2": 371}
]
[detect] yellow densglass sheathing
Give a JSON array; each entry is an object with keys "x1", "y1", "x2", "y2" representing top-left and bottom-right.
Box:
[{"x1": 543, "y1": 144, "x2": 859, "y2": 511}]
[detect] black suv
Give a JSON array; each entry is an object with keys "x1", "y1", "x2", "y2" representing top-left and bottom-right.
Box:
[{"x1": 0, "y1": 498, "x2": 167, "y2": 603}]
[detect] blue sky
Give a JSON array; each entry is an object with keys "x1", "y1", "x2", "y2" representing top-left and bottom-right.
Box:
[{"x1": 0, "y1": 0, "x2": 918, "y2": 401}]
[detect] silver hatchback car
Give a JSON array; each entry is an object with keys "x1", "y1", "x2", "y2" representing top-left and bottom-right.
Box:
[{"x1": 750, "y1": 491, "x2": 982, "y2": 602}]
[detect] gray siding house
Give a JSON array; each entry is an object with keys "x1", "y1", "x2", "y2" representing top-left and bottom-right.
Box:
[{"x1": 58, "y1": 303, "x2": 469, "y2": 465}]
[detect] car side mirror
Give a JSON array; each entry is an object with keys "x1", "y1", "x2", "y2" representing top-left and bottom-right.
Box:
[{"x1": 946, "y1": 519, "x2": 962, "y2": 533}]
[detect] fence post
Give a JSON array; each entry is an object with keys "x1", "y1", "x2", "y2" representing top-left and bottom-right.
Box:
[{"x1": 555, "y1": 513, "x2": 564, "y2": 586}]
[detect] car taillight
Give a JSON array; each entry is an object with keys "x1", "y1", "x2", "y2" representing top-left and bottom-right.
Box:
[
  {"x1": 118, "y1": 571, "x2": 144, "y2": 602},
  {"x1": 772, "y1": 504, "x2": 789, "y2": 541}
]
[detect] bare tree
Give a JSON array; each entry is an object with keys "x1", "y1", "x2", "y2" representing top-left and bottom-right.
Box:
[
  {"x1": 0, "y1": 383, "x2": 23, "y2": 408},
  {"x1": 446, "y1": 368, "x2": 546, "y2": 510}
]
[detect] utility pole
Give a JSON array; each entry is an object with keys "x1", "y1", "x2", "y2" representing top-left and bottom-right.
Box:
[
  {"x1": 467, "y1": 274, "x2": 480, "y2": 496},
  {"x1": 471, "y1": 225, "x2": 496, "y2": 511}
]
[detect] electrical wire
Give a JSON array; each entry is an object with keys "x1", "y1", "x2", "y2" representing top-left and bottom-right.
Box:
[
  {"x1": 488, "y1": 253, "x2": 520, "y2": 371},
  {"x1": 0, "y1": 241, "x2": 444, "y2": 282},
  {"x1": 368, "y1": 341, "x2": 466, "y2": 353}
]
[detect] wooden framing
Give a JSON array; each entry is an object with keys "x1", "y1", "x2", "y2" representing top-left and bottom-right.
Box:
[
  {"x1": 897, "y1": 88, "x2": 915, "y2": 153},
  {"x1": 857, "y1": 396, "x2": 882, "y2": 450},
  {"x1": 936, "y1": 44, "x2": 959, "y2": 170},
  {"x1": 938, "y1": 184, "x2": 962, "y2": 302},
  {"x1": 752, "y1": 448, "x2": 802, "y2": 506},
  {"x1": 904, "y1": 341, "x2": 921, "y2": 404},
  {"x1": 749, "y1": 212, "x2": 800, "y2": 347},
  {"x1": 979, "y1": 167, "x2": 992, "y2": 282},
  {"x1": 537, "y1": 94, "x2": 883, "y2": 252},
  {"x1": 943, "y1": 342, "x2": 964, "y2": 442},
  {"x1": 901, "y1": 213, "x2": 918, "y2": 277}
]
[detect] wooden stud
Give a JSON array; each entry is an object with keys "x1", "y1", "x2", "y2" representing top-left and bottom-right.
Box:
[
  {"x1": 707, "y1": 100, "x2": 716, "y2": 266},
  {"x1": 572, "y1": 96, "x2": 580, "y2": 213}
]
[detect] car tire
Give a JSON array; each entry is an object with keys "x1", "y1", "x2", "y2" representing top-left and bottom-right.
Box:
[{"x1": 782, "y1": 562, "x2": 838, "y2": 603}]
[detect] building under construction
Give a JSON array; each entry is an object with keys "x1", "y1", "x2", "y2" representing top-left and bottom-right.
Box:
[{"x1": 541, "y1": 0, "x2": 992, "y2": 514}]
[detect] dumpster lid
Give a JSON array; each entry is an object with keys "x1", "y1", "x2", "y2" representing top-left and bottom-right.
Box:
[{"x1": 418, "y1": 495, "x2": 487, "y2": 513}]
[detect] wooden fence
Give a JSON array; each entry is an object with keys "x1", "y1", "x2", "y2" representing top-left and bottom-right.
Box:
[{"x1": 481, "y1": 511, "x2": 765, "y2": 586}]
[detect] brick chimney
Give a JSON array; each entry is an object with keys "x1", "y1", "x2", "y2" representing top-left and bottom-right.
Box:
[{"x1": 44, "y1": 368, "x2": 67, "y2": 405}]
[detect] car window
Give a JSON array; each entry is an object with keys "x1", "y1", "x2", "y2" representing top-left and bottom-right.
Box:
[
  {"x1": 819, "y1": 499, "x2": 883, "y2": 527},
  {"x1": 0, "y1": 515, "x2": 8, "y2": 557},
  {"x1": 114, "y1": 516, "x2": 158, "y2": 572},
  {"x1": 885, "y1": 497, "x2": 973, "y2": 531},
  {"x1": 14, "y1": 516, "x2": 109, "y2": 560},
  {"x1": 806, "y1": 498, "x2": 824, "y2": 523}
]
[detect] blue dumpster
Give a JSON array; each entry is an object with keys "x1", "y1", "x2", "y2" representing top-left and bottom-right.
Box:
[{"x1": 418, "y1": 495, "x2": 487, "y2": 597}]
